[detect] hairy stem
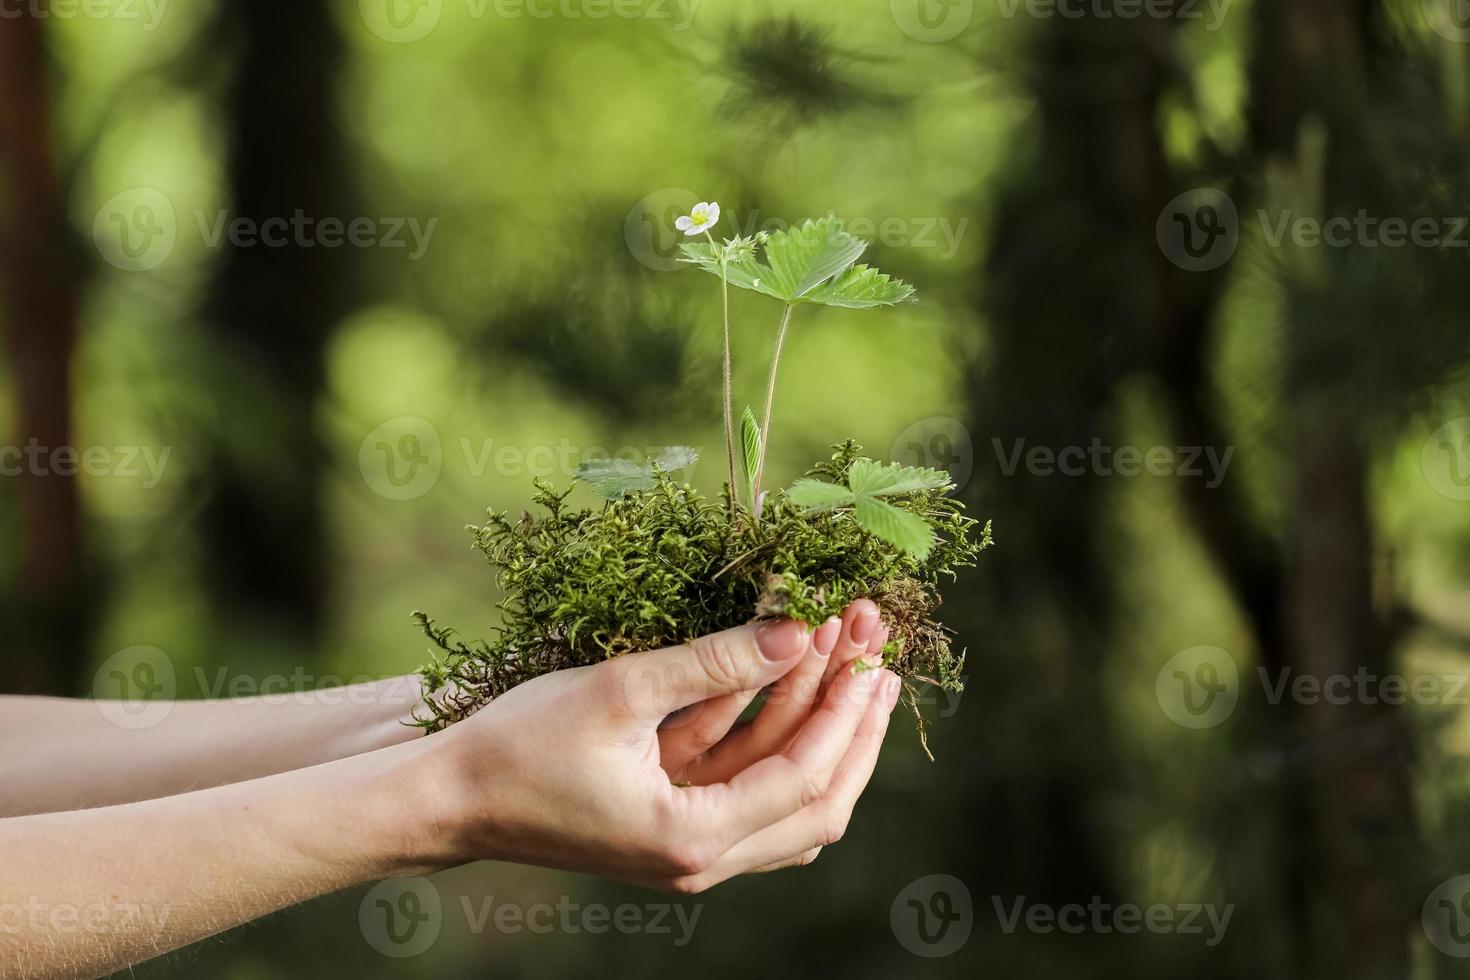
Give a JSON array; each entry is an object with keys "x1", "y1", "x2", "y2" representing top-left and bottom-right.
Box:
[
  {"x1": 752, "y1": 303, "x2": 795, "y2": 507},
  {"x1": 706, "y1": 231, "x2": 737, "y2": 514}
]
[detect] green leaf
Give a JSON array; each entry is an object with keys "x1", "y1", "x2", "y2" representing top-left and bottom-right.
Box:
[
  {"x1": 652, "y1": 446, "x2": 699, "y2": 473},
  {"x1": 575, "y1": 457, "x2": 648, "y2": 482},
  {"x1": 740, "y1": 407, "x2": 762, "y2": 507},
  {"x1": 801, "y1": 264, "x2": 916, "y2": 309},
  {"x1": 679, "y1": 217, "x2": 915, "y2": 309},
  {"x1": 846, "y1": 458, "x2": 952, "y2": 497},
  {"x1": 787, "y1": 479, "x2": 855, "y2": 510},
  {"x1": 576, "y1": 447, "x2": 698, "y2": 500},
  {"x1": 853, "y1": 496, "x2": 935, "y2": 558}
]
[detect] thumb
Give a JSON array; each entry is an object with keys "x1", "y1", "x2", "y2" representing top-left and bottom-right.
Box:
[{"x1": 613, "y1": 620, "x2": 809, "y2": 724}]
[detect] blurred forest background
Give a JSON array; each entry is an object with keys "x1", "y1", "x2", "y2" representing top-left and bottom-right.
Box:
[{"x1": 4, "y1": 0, "x2": 1470, "y2": 976}]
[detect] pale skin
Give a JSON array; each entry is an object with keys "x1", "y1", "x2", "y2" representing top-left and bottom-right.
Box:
[{"x1": 0, "y1": 600, "x2": 897, "y2": 980}]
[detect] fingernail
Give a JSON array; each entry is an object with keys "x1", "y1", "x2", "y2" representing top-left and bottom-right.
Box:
[
  {"x1": 868, "y1": 625, "x2": 890, "y2": 654},
  {"x1": 885, "y1": 673, "x2": 902, "y2": 710},
  {"x1": 813, "y1": 617, "x2": 840, "y2": 658},
  {"x1": 757, "y1": 620, "x2": 802, "y2": 661},
  {"x1": 851, "y1": 607, "x2": 879, "y2": 646}
]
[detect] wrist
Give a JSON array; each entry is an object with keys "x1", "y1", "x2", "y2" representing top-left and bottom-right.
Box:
[{"x1": 377, "y1": 725, "x2": 487, "y2": 874}]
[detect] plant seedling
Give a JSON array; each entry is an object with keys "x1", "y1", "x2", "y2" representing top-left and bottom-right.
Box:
[{"x1": 413, "y1": 201, "x2": 992, "y2": 756}]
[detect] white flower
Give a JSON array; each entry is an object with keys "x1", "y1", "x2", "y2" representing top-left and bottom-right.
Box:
[{"x1": 675, "y1": 201, "x2": 721, "y2": 236}]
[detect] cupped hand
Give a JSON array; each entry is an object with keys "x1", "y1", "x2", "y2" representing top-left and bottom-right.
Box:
[{"x1": 427, "y1": 601, "x2": 900, "y2": 892}]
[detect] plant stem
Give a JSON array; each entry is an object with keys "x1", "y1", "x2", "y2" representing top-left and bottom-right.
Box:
[
  {"x1": 706, "y1": 231, "x2": 737, "y2": 515},
  {"x1": 752, "y1": 303, "x2": 794, "y2": 508}
]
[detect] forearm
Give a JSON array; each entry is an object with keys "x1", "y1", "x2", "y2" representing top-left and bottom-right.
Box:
[
  {"x1": 0, "y1": 732, "x2": 451, "y2": 980},
  {"x1": 0, "y1": 677, "x2": 427, "y2": 816}
]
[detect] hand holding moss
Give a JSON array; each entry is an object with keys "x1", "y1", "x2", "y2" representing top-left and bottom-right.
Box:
[
  {"x1": 415, "y1": 202, "x2": 993, "y2": 756},
  {"x1": 431, "y1": 602, "x2": 898, "y2": 892}
]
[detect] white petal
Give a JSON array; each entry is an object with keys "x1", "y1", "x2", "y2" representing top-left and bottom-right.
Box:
[
  {"x1": 675, "y1": 216, "x2": 693, "y2": 231},
  {"x1": 704, "y1": 202, "x2": 721, "y2": 225}
]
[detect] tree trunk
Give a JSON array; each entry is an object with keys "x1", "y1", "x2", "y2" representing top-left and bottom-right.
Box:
[
  {"x1": 198, "y1": 0, "x2": 349, "y2": 646},
  {"x1": 0, "y1": 9, "x2": 90, "y2": 694}
]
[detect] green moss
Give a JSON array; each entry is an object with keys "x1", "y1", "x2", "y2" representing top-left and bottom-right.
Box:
[{"x1": 414, "y1": 441, "x2": 992, "y2": 755}]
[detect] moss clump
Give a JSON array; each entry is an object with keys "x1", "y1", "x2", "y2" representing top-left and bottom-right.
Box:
[{"x1": 414, "y1": 441, "x2": 991, "y2": 755}]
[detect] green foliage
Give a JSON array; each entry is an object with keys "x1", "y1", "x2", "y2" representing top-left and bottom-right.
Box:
[
  {"x1": 789, "y1": 458, "x2": 952, "y2": 558},
  {"x1": 740, "y1": 406, "x2": 762, "y2": 510},
  {"x1": 679, "y1": 217, "x2": 915, "y2": 308},
  {"x1": 415, "y1": 443, "x2": 993, "y2": 749},
  {"x1": 575, "y1": 446, "x2": 699, "y2": 500}
]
